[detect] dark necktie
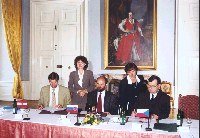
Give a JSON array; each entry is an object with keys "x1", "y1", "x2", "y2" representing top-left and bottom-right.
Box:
[
  {"x1": 151, "y1": 94, "x2": 154, "y2": 100},
  {"x1": 97, "y1": 92, "x2": 102, "y2": 113}
]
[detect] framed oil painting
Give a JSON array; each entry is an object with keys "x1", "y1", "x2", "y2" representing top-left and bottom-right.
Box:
[{"x1": 104, "y1": 0, "x2": 157, "y2": 70}]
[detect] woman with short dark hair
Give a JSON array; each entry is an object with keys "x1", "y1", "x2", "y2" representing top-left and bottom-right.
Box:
[
  {"x1": 68, "y1": 55, "x2": 95, "y2": 110},
  {"x1": 119, "y1": 62, "x2": 147, "y2": 115},
  {"x1": 74, "y1": 56, "x2": 89, "y2": 70}
]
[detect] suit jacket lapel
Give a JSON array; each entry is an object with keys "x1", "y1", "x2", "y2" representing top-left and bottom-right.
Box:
[
  {"x1": 75, "y1": 71, "x2": 79, "y2": 82},
  {"x1": 46, "y1": 86, "x2": 50, "y2": 106},
  {"x1": 104, "y1": 92, "x2": 110, "y2": 111},
  {"x1": 155, "y1": 91, "x2": 162, "y2": 101},
  {"x1": 82, "y1": 70, "x2": 85, "y2": 87},
  {"x1": 58, "y1": 86, "x2": 62, "y2": 105},
  {"x1": 93, "y1": 90, "x2": 98, "y2": 105}
]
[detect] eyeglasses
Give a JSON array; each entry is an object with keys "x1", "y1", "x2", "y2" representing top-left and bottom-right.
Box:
[
  {"x1": 147, "y1": 84, "x2": 158, "y2": 88},
  {"x1": 127, "y1": 69, "x2": 136, "y2": 72}
]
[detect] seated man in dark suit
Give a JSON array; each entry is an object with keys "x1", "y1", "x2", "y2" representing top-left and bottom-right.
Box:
[
  {"x1": 86, "y1": 76, "x2": 119, "y2": 115},
  {"x1": 132, "y1": 75, "x2": 170, "y2": 120}
]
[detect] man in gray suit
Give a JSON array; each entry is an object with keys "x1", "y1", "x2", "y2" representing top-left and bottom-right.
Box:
[{"x1": 38, "y1": 72, "x2": 71, "y2": 109}]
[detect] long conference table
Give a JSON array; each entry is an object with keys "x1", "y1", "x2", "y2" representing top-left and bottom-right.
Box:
[{"x1": 0, "y1": 108, "x2": 199, "y2": 138}]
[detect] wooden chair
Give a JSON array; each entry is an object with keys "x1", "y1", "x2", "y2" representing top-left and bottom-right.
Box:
[
  {"x1": 160, "y1": 81, "x2": 174, "y2": 109},
  {"x1": 108, "y1": 79, "x2": 120, "y2": 96},
  {"x1": 178, "y1": 94, "x2": 199, "y2": 120}
]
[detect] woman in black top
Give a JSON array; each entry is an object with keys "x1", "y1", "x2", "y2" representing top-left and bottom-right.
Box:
[{"x1": 119, "y1": 62, "x2": 147, "y2": 115}]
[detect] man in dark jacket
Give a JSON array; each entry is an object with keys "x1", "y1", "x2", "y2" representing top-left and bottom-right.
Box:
[
  {"x1": 86, "y1": 76, "x2": 119, "y2": 115},
  {"x1": 134, "y1": 75, "x2": 170, "y2": 120}
]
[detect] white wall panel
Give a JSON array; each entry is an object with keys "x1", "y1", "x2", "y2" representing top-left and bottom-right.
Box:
[
  {"x1": 175, "y1": 0, "x2": 199, "y2": 107},
  {"x1": 0, "y1": 81, "x2": 13, "y2": 101}
]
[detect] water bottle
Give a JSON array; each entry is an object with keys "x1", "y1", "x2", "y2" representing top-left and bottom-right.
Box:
[
  {"x1": 118, "y1": 105, "x2": 121, "y2": 115},
  {"x1": 13, "y1": 99, "x2": 17, "y2": 114},
  {"x1": 86, "y1": 103, "x2": 92, "y2": 113},
  {"x1": 120, "y1": 108, "x2": 126, "y2": 125},
  {"x1": 177, "y1": 109, "x2": 183, "y2": 126}
]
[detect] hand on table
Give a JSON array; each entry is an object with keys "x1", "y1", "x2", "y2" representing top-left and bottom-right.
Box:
[
  {"x1": 55, "y1": 104, "x2": 63, "y2": 108},
  {"x1": 38, "y1": 105, "x2": 44, "y2": 110},
  {"x1": 151, "y1": 114, "x2": 159, "y2": 120},
  {"x1": 131, "y1": 111, "x2": 137, "y2": 117},
  {"x1": 103, "y1": 112, "x2": 111, "y2": 115}
]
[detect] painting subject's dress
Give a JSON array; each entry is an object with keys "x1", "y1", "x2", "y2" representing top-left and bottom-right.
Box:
[{"x1": 116, "y1": 18, "x2": 142, "y2": 63}]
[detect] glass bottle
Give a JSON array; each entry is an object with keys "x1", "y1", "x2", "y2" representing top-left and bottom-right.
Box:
[
  {"x1": 120, "y1": 108, "x2": 126, "y2": 125},
  {"x1": 126, "y1": 102, "x2": 129, "y2": 116},
  {"x1": 180, "y1": 109, "x2": 184, "y2": 121},
  {"x1": 86, "y1": 103, "x2": 92, "y2": 113},
  {"x1": 177, "y1": 109, "x2": 183, "y2": 126},
  {"x1": 13, "y1": 99, "x2": 17, "y2": 114},
  {"x1": 118, "y1": 105, "x2": 121, "y2": 115}
]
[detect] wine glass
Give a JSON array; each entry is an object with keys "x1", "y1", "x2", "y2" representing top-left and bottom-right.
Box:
[{"x1": 186, "y1": 118, "x2": 192, "y2": 125}]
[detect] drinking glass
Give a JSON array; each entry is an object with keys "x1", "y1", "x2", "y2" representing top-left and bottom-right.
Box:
[{"x1": 186, "y1": 118, "x2": 192, "y2": 125}]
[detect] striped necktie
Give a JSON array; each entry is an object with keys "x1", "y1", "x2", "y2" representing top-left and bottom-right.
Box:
[{"x1": 52, "y1": 88, "x2": 56, "y2": 107}]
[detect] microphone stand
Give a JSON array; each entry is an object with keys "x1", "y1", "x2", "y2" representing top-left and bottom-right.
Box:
[
  {"x1": 74, "y1": 113, "x2": 81, "y2": 126},
  {"x1": 145, "y1": 117, "x2": 152, "y2": 131}
]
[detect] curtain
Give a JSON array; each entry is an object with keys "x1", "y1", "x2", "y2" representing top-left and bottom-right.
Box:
[{"x1": 1, "y1": 0, "x2": 23, "y2": 98}]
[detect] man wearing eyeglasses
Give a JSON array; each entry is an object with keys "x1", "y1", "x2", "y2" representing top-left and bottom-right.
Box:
[{"x1": 132, "y1": 75, "x2": 170, "y2": 120}]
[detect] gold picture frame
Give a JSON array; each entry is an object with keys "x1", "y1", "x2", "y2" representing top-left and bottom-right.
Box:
[{"x1": 104, "y1": 0, "x2": 157, "y2": 70}]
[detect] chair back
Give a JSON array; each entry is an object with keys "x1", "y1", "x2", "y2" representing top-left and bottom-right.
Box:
[
  {"x1": 108, "y1": 79, "x2": 120, "y2": 96},
  {"x1": 160, "y1": 81, "x2": 174, "y2": 108},
  {"x1": 160, "y1": 81, "x2": 172, "y2": 95},
  {"x1": 178, "y1": 94, "x2": 199, "y2": 120}
]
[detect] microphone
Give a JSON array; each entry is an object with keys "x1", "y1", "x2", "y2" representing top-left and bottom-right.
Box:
[
  {"x1": 145, "y1": 117, "x2": 152, "y2": 131},
  {"x1": 74, "y1": 113, "x2": 81, "y2": 126},
  {"x1": 145, "y1": 109, "x2": 152, "y2": 131}
]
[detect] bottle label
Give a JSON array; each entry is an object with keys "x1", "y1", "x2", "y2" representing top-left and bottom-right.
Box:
[
  {"x1": 13, "y1": 108, "x2": 15, "y2": 113},
  {"x1": 177, "y1": 119, "x2": 181, "y2": 126},
  {"x1": 120, "y1": 116, "x2": 126, "y2": 125}
]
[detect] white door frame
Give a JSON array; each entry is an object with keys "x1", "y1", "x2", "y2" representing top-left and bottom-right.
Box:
[
  {"x1": 29, "y1": 0, "x2": 88, "y2": 100},
  {"x1": 174, "y1": 0, "x2": 199, "y2": 107}
]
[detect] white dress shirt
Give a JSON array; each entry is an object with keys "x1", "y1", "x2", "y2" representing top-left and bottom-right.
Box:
[
  {"x1": 127, "y1": 75, "x2": 141, "y2": 84},
  {"x1": 78, "y1": 70, "x2": 84, "y2": 87},
  {"x1": 97, "y1": 90, "x2": 106, "y2": 112},
  {"x1": 49, "y1": 85, "x2": 59, "y2": 107},
  {"x1": 150, "y1": 92, "x2": 158, "y2": 100}
]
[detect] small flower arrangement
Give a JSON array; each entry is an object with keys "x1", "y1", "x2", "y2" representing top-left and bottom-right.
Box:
[{"x1": 82, "y1": 113, "x2": 101, "y2": 125}]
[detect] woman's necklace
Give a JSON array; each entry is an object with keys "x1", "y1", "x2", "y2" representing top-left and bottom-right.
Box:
[{"x1": 79, "y1": 69, "x2": 84, "y2": 75}]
